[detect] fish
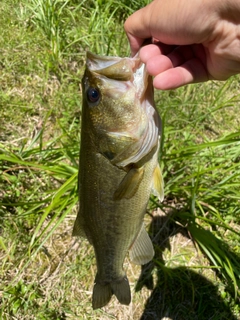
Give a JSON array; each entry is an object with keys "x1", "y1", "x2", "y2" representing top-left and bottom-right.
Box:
[{"x1": 73, "y1": 51, "x2": 164, "y2": 309}]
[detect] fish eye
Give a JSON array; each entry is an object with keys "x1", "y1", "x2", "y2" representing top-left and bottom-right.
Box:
[{"x1": 87, "y1": 87, "x2": 100, "y2": 104}]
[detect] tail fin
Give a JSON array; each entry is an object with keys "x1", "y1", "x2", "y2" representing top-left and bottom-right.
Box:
[{"x1": 92, "y1": 275, "x2": 131, "y2": 309}]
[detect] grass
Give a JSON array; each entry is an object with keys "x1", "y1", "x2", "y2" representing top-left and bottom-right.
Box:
[{"x1": 0, "y1": 0, "x2": 240, "y2": 319}]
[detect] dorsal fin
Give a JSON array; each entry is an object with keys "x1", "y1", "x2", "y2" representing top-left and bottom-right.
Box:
[{"x1": 72, "y1": 208, "x2": 92, "y2": 244}]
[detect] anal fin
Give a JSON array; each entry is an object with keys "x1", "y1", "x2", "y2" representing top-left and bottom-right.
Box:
[
  {"x1": 114, "y1": 167, "x2": 144, "y2": 200},
  {"x1": 129, "y1": 224, "x2": 154, "y2": 265}
]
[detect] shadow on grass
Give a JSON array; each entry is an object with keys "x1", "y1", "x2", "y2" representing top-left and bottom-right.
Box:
[{"x1": 137, "y1": 214, "x2": 238, "y2": 320}]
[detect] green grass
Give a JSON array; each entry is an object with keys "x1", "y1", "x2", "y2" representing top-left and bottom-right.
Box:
[{"x1": 0, "y1": 0, "x2": 240, "y2": 319}]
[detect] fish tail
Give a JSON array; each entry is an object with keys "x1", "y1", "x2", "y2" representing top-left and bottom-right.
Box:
[
  {"x1": 92, "y1": 275, "x2": 131, "y2": 309},
  {"x1": 110, "y1": 277, "x2": 131, "y2": 306}
]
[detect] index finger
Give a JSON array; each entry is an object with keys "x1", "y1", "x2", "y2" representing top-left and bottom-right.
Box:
[{"x1": 124, "y1": 6, "x2": 153, "y2": 56}]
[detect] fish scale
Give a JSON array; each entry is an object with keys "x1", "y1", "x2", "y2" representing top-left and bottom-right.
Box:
[{"x1": 73, "y1": 51, "x2": 164, "y2": 309}]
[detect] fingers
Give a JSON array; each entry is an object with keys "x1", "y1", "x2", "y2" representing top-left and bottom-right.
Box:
[
  {"x1": 140, "y1": 43, "x2": 177, "y2": 61},
  {"x1": 126, "y1": 33, "x2": 145, "y2": 57},
  {"x1": 140, "y1": 44, "x2": 163, "y2": 62},
  {"x1": 124, "y1": 5, "x2": 154, "y2": 56},
  {"x1": 145, "y1": 55, "x2": 174, "y2": 77},
  {"x1": 152, "y1": 58, "x2": 209, "y2": 90},
  {"x1": 139, "y1": 44, "x2": 209, "y2": 89}
]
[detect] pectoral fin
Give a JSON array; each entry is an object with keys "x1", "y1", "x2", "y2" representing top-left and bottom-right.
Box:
[
  {"x1": 151, "y1": 164, "x2": 164, "y2": 202},
  {"x1": 129, "y1": 224, "x2": 154, "y2": 265},
  {"x1": 114, "y1": 167, "x2": 144, "y2": 200}
]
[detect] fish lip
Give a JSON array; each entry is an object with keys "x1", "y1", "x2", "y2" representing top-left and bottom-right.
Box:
[
  {"x1": 86, "y1": 51, "x2": 138, "y2": 70},
  {"x1": 86, "y1": 51, "x2": 141, "y2": 82},
  {"x1": 85, "y1": 51, "x2": 150, "y2": 102}
]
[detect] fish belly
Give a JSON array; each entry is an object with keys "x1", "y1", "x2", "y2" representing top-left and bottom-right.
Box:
[{"x1": 77, "y1": 143, "x2": 155, "y2": 308}]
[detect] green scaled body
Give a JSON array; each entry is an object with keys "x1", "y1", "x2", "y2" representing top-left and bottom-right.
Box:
[{"x1": 73, "y1": 52, "x2": 164, "y2": 309}]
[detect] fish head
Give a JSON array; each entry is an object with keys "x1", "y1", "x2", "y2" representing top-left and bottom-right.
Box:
[{"x1": 81, "y1": 52, "x2": 160, "y2": 166}]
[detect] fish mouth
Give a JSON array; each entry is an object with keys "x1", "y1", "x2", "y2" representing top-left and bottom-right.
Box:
[{"x1": 86, "y1": 51, "x2": 149, "y2": 101}]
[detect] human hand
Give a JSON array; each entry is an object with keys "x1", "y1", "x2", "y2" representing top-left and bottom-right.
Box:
[{"x1": 124, "y1": 0, "x2": 240, "y2": 89}]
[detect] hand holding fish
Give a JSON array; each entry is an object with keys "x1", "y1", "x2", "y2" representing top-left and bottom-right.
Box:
[{"x1": 124, "y1": 0, "x2": 240, "y2": 89}]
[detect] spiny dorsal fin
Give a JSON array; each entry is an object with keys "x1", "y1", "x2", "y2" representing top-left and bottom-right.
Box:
[
  {"x1": 114, "y1": 167, "x2": 144, "y2": 200},
  {"x1": 151, "y1": 164, "x2": 164, "y2": 202},
  {"x1": 129, "y1": 224, "x2": 154, "y2": 265}
]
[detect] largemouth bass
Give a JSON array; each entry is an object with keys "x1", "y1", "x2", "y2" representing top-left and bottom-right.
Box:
[{"x1": 73, "y1": 51, "x2": 164, "y2": 309}]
